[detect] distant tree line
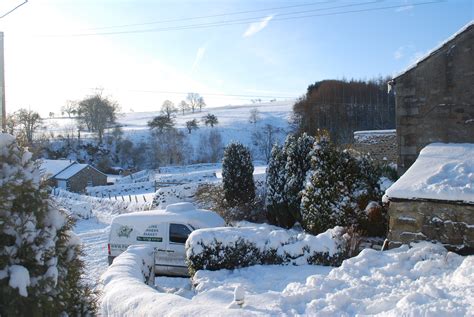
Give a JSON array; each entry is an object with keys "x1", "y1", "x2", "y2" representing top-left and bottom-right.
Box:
[{"x1": 293, "y1": 78, "x2": 395, "y2": 144}]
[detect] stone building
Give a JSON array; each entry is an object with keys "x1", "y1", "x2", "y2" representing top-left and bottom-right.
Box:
[
  {"x1": 353, "y1": 129, "x2": 397, "y2": 165},
  {"x1": 389, "y1": 22, "x2": 474, "y2": 175},
  {"x1": 41, "y1": 159, "x2": 107, "y2": 193},
  {"x1": 384, "y1": 143, "x2": 474, "y2": 254}
]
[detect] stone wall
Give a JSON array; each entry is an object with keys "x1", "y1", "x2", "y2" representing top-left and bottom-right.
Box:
[
  {"x1": 67, "y1": 166, "x2": 107, "y2": 193},
  {"x1": 353, "y1": 130, "x2": 397, "y2": 164},
  {"x1": 388, "y1": 199, "x2": 474, "y2": 253},
  {"x1": 394, "y1": 24, "x2": 474, "y2": 175}
]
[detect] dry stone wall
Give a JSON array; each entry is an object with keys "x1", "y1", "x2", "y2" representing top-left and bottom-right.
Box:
[
  {"x1": 388, "y1": 199, "x2": 474, "y2": 253},
  {"x1": 353, "y1": 130, "x2": 397, "y2": 165}
]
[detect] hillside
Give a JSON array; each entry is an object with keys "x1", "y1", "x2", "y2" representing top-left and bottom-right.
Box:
[{"x1": 43, "y1": 100, "x2": 295, "y2": 163}]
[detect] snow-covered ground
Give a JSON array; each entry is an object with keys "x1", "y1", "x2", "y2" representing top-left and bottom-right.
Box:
[
  {"x1": 70, "y1": 162, "x2": 266, "y2": 289},
  {"x1": 103, "y1": 241, "x2": 474, "y2": 316},
  {"x1": 43, "y1": 101, "x2": 293, "y2": 161}
]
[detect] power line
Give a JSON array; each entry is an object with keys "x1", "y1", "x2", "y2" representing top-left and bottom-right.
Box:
[
  {"x1": 0, "y1": 0, "x2": 28, "y2": 19},
  {"x1": 37, "y1": 0, "x2": 443, "y2": 37},
  {"x1": 84, "y1": 1, "x2": 334, "y2": 31},
  {"x1": 87, "y1": 87, "x2": 299, "y2": 99}
]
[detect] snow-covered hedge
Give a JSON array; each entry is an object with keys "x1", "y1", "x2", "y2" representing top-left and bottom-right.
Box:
[
  {"x1": 86, "y1": 180, "x2": 155, "y2": 197},
  {"x1": 100, "y1": 245, "x2": 177, "y2": 315},
  {"x1": 186, "y1": 223, "x2": 354, "y2": 275},
  {"x1": 53, "y1": 189, "x2": 151, "y2": 222},
  {"x1": 152, "y1": 182, "x2": 206, "y2": 208}
]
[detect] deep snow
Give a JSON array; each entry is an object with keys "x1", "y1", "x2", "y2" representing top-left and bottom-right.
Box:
[
  {"x1": 101, "y1": 241, "x2": 474, "y2": 316},
  {"x1": 385, "y1": 143, "x2": 474, "y2": 203}
]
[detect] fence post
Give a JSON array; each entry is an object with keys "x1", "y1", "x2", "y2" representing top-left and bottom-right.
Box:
[
  {"x1": 143, "y1": 195, "x2": 147, "y2": 202},
  {"x1": 129, "y1": 195, "x2": 132, "y2": 202}
]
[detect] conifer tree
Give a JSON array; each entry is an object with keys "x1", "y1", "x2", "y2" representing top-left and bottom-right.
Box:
[
  {"x1": 0, "y1": 134, "x2": 96, "y2": 316},
  {"x1": 283, "y1": 133, "x2": 314, "y2": 225},
  {"x1": 222, "y1": 142, "x2": 255, "y2": 207},
  {"x1": 300, "y1": 133, "x2": 383, "y2": 235},
  {"x1": 265, "y1": 144, "x2": 293, "y2": 227}
]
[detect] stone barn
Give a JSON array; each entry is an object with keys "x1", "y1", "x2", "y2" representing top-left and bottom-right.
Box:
[
  {"x1": 389, "y1": 21, "x2": 474, "y2": 175},
  {"x1": 384, "y1": 143, "x2": 473, "y2": 253},
  {"x1": 41, "y1": 159, "x2": 107, "y2": 193}
]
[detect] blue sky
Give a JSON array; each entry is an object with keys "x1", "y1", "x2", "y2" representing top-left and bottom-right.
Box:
[{"x1": 0, "y1": 0, "x2": 472, "y2": 115}]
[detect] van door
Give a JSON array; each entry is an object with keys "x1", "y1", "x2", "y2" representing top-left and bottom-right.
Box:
[{"x1": 164, "y1": 223, "x2": 193, "y2": 276}]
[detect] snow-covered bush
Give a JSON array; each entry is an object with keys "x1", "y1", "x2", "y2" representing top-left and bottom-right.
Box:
[
  {"x1": 186, "y1": 223, "x2": 355, "y2": 275},
  {"x1": 283, "y1": 133, "x2": 314, "y2": 225},
  {"x1": 195, "y1": 183, "x2": 265, "y2": 223},
  {"x1": 0, "y1": 134, "x2": 96, "y2": 316},
  {"x1": 222, "y1": 142, "x2": 255, "y2": 206},
  {"x1": 152, "y1": 182, "x2": 202, "y2": 209},
  {"x1": 265, "y1": 144, "x2": 290, "y2": 226},
  {"x1": 300, "y1": 134, "x2": 384, "y2": 235},
  {"x1": 86, "y1": 180, "x2": 155, "y2": 197}
]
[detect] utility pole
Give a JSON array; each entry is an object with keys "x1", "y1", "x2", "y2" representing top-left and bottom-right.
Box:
[
  {"x1": 0, "y1": 1, "x2": 28, "y2": 132},
  {"x1": 0, "y1": 32, "x2": 5, "y2": 132}
]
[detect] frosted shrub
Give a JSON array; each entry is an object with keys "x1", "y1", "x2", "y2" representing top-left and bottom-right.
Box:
[
  {"x1": 186, "y1": 223, "x2": 352, "y2": 275},
  {"x1": 300, "y1": 134, "x2": 384, "y2": 236},
  {"x1": 265, "y1": 133, "x2": 314, "y2": 228}
]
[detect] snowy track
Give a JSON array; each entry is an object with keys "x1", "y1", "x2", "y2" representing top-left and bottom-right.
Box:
[{"x1": 75, "y1": 219, "x2": 110, "y2": 289}]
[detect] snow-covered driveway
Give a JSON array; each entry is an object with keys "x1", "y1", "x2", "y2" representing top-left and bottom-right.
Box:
[{"x1": 75, "y1": 219, "x2": 110, "y2": 288}]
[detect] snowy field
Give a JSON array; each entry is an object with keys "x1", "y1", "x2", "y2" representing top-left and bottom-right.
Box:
[{"x1": 43, "y1": 101, "x2": 293, "y2": 161}]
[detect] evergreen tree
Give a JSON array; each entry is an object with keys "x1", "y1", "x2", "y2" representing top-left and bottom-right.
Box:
[
  {"x1": 300, "y1": 133, "x2": 383, "y2": 235},
  {"x1": 222, "y1": 142, "x2": 255, "y2": 207},
  {"x1": 0, "y1": 134, "x2": 96, "y2": 316},
  {"x1": 265, "y1": 144, "x2": 292, "y2": 227},
  {"x1": 283, "y1": 133, "x2": 315, "y2": 225}
]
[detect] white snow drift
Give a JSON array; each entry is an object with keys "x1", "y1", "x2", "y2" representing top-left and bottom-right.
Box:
[{"x1": 100, "y1": 242, "x2": 473, "y2": 316}]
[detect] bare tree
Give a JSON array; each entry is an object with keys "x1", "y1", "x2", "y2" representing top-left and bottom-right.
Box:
[
  {"x1": 249, "y1": 108, "x2": 260, "y2": 126},
  {"x1": 161, "y1": 100, "x2": 178, "y2": 119},
  {"x1": 197, "y1": 96, "x2": 206, "y2": 112},
  {"x1": 15, "y1": 108, "x2": 42, "y2": 144},
  {"x1": 76, "y1": 93, "x2": 119, "y2": 144},
  {"x1": 203, "y1": 113, "x2": 218, "y2": 127},
  {"x1": 178, "y1": 100, "x2": 189, "y2": 115},
  {"x1": 187, "y1": 93, "x2": 202, "y2": 113},
  {"x1": 61, "y1": 100, "x2": 78, "y2": 118},
  {"x1": 252, "y1": 124, "x2": 282, "y2": 162},
  {"x1": 49, "y1": 112, "x2": 55, "y2": 118},
  {"x1": 185, "y1": 119, "x2": 199, "y2": 134}
]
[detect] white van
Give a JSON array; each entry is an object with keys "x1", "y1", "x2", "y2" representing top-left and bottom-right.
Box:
[{"x1": 108, "y1": 202, "x2": 225, "y2": 276}]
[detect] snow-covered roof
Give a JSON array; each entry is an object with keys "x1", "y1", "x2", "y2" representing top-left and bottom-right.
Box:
[
  {"x1": 55, "y1": 163, "x2": 89, "y2": 180},
  {"x1": 385, "y1": 143, "x2": 474, "y2": 203},
  {"x1": 112, "y1": 205, "x2": 225, "y2": 230},
  {"x1": 394, "y1": 20, "x2": 474, "y2": 79},
  {"x1": 40, "y1": 159, "x2": 75, "y2": 178}
]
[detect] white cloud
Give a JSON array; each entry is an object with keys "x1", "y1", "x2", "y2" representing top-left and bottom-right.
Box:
[
  {"x1": 243, "y1": 15, "x2": 273, "y2": 38},
  {"x1": 395, "y1": 4, "x2": 414, "y2": 12},
  {"x1": 191, "y1": 46, "x2": 206, "y2": 74},
  {"x1": 394, "y1": 46, "x2": 405, "y2": 60}
]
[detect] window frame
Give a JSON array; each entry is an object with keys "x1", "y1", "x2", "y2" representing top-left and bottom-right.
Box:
[{"x1": 168, "y1": 223, "x2": 193, "y2": 244}]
